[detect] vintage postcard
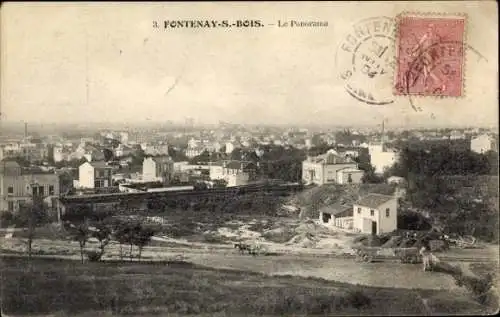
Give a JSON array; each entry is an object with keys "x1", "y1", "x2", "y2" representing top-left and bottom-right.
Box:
[{"x1": 1, "y1": 1, "x2": 498, "y2": 316}]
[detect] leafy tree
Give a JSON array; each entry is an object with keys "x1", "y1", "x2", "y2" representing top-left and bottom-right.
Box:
[
  {"x1": 132, "y1": 225, "x2": 156, "y2": 261},
  {"x1": 91, "y1": 222, "x2": 112, "y2": 260},
  {"x1": 189, "y1": 150, "x2": 211, "y2": 164},
  {"x1": 168, "y1": 146, "x2": 189, "y2": 162},
  {"x1": 102, "y1": 148, "x2": 114, "y2": 162}
]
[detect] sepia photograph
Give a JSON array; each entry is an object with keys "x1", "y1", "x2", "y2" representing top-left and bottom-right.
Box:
[{"x1": 0, "y1": 1, "x2": 498, "y2": 316}]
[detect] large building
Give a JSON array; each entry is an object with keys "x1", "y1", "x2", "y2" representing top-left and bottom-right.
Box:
[
  {"x1": 301, "y1": 149, "x2": 363, "y2": 185},
  {"x1": 142, "y1": 156, "x2": 174, "y2": 184},
  {"x1": 368, "y1": 142, "x2": 400, "y2": 175},
  {"x1": 0, "y1": 160, "x2": 60, "y2": 213},
  {"x1": 78, "y1": 161, "x2": 113, "y2": 189}
]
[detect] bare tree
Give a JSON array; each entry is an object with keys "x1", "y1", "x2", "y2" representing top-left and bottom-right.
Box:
[
  {"x1": 68, "y1": 221, "x2": 90, "y2": 263},
  {"x1": 17, "y1": 197, "x2": 48, "y2": 261}
]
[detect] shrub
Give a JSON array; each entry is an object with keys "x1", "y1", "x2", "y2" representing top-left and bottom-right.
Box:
[
  {"x1": 454, "y1": 273, "x2": 494, "y2": 304},
  {"x1": 344, "y1": 289, "x2": 372, "y2": 308},
  {"x1": 86, "y1": 250, "x2": 102, "y2": 262},
  {"x1": 1, "y1": 211, "x2": 14, "y2": 227}
]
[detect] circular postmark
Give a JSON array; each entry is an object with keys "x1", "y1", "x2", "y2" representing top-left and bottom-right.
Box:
[{"x1": 336, "y1": 17, "x2": 397, "y2": 105}]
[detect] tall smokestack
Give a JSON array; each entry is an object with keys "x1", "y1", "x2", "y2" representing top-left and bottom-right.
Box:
[
  {"x1": 24, "y1": 122, "x2": 28, "y2": 140},
  {"x1": 381, "y1": 119, "x2": 385, "y2": 151}
]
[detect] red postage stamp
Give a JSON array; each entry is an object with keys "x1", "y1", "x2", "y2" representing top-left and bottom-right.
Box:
[{"x1": 394, "y1": 13, "x2": 466, "y2": 97}]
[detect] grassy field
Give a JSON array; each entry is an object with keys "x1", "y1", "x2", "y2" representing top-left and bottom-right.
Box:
[{"x1": 1, "y1": 256, "x2": 496, "y2": 316}]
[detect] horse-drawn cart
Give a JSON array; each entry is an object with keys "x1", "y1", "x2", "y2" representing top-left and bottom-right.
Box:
[{"x1": 353, "y1": 246, "x2": 422, "y2": 264}]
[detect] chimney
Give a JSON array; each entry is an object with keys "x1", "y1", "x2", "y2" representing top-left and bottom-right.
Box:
[{"x1": 24, "y1": 122, "x2": 28, "y2": 140}]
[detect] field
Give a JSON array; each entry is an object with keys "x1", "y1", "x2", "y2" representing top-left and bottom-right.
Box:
[
  {"x1": 1, "y1": 183, "x2": 499, "y2": 316},
  {"x1": 1, "y1": 256, "x2": 496, "y2": 316}
]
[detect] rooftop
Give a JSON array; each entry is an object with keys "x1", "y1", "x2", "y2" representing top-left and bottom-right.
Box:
[
  {"x1": 87, "y1": 161, "x2": 112, "y2": 169},
  {"x1": 355, "y1": 193, "x2": 395, "y2": 209},
  {"x1": 309, "y1": 150, "x2": 353, "y2": 164},
  {"x1": 318, "y1": 203, "x2": 352, "y2": 216}
]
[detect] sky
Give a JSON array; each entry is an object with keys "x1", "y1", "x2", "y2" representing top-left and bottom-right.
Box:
[{"x1": 1, "y1": 2, "x2": 498, "y2": 128}]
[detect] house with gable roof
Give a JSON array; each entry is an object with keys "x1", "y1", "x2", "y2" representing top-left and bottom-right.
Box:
[
  {"x1": 352, "y1": 193, "x2": 397, "y2": 235},
  {"x1": 301, "y1": 149, "x2": 363, "y2": 185}
]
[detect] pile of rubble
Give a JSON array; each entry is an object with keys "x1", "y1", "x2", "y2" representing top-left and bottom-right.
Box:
[{"x1": 353, "y1": 229, "x2": 451, "y2": 252}]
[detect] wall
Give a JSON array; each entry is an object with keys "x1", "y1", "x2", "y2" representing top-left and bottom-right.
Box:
[
  {"x1": 142, "y1": 158, "x2": 156, "y2": 182},
  {"x1": 352, "y1": 198, "x2": 397, "y2": 235},
  {"x1": 0, "y1": 173, "x2": 60, "y2": 212},
  {"x1": 225, "y1": 173, "x2": 249, "y2": 187},
  {"x1": 301, "y1": 161, "x2": 323, "y2": 184},
  {"x1": 78, "y1": 163, "x2": 94, "y2": 188},
  {"x1": 323, "y1": 163, "x2": 357, "y2": 183},
  {"x1": 370, "y1": 151, "x2": 399, "y2": 175},
  {"x1": 376, "y1": 199, "x2": 398, "y2": 234},
  {"x1": 471, "y1": 136, "x2": 495, "y2": 153},
  {"x1": 209, "y1": 165, "x2": 224, "y2": 180},
  {"x1": 337, "y1": 170, "x2": 363, "y2": 184},
  {"x1": 352, "y1": 204, "x2": 380, "y2": 234}
]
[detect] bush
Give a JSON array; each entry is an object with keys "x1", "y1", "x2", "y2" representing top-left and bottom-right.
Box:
[
  {"x1": 1, "y1": 211, "x2": 14, "y2": 227},
  {"x1": 454, "y1": 273, "x2": 494, "y2": 304},
  {"x1": 86, "y1": 251, "x2": 102, "y2": 262},
  {"x1": 344, "y1": 289, "x2": 372, "y2": 308}
]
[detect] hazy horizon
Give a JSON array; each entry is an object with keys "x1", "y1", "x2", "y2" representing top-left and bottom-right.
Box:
[{"x1": 1, "y1": 3, "x2": 498, "y2": 128}]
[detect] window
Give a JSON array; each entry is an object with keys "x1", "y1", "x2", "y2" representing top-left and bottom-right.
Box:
[
  {"x1": 386, "y1": 208, "x2": 390, "y2": 217},
  {"x1": 357, "y1": 207, "x2": 361, "y2": 214},
  {"x1": 370, "y1": 209, "x2": 374, "y2": 216},
  {"x1": 8, "y1": 186, "x2": 13, "y2": 194},
  {"x1": 8, "y1": 201, "x2": 14, "y2": 212},
  {"x1": 348, "y1": 173, "x2": 353, "y2": 183},
  {"x1": 38, "y1": 186, "x2": 44, "y2": 196},
  {"x1": 94, "y1": 180, "x2": 101, "y2": 188},
  {"x1": 49, "y1": 185, "x2": 55, "y2": 195}
]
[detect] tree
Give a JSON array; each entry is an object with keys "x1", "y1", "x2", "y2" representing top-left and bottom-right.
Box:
[
  {"x1": 16, "y1": 197, "x2": 49, "y2": 261},
  {"x1": 91, "y1": 222, "x2": 112, "y2": 260},
  {"x1": 103, "y1": 148, "x2": 114, "y2": 162},
  {"x1": 68, "y1": 221, "x2": 90, "y2": 264},
  {"x1": 189, "y1": 150, "x2": 211, "y2": 164},
  {"x1": 112, "y1": 220, "x2": 133, "y2": 262},
  {"x1": 132, "y1": 225, "x2": 156, "y2": 261}
]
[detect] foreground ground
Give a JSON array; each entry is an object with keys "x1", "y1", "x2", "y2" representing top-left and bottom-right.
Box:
[
  {"x1": 1, "y1": 256, "x2": 498, "y2": 316},
  {"x1": 1, "y1": 205, "x2": 499, "y2": 315}
]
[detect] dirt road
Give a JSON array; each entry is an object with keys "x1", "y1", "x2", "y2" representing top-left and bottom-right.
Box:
[{"x1": 2, "y1": 236, "x2": 497, "y2": 291}]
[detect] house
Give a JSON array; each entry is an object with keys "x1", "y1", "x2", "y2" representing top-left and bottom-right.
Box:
[
  {"x1": 84, "y1": 149, "x2": 105, "y2": 162},
  {"x1": 352, "y1": 193, "x2": 398, "y2": 235},
  {"x1": 302, "y1": 149, "x2": 363, "y2": 185},
  {"x1": 387, "y1": 176, "x2": 406, "y2": 185},
  {"x1": 114, "y1": 144, "x2": 134, "y2": 158},
  {"x1": 471, "y1": 134, "x2": 498, "y2": 154},
  {"x1": 185, "y1": 146, "x2": 206, "y2": 158},
  {"x1": 78, "y1": 161, "x2": 113, "y2": 189},
  {"x1": 209, "y1": 160, "x2": 251, "y2": 187},
  {"x1": 225, "y1": 142, "x2": 236, "y2": 154},
  {"x1": 142, "y1": 143, "x2": 169, "y2": 156},
  {"x1": 142, "y1": 156, "x2": 174, "y2": 184},
  {"x1": 318, "y1": 203, "x2": 353, "y2": 229},
  {"x1": 0, "y1": 160, "x2": 60, "y2": 213}
]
